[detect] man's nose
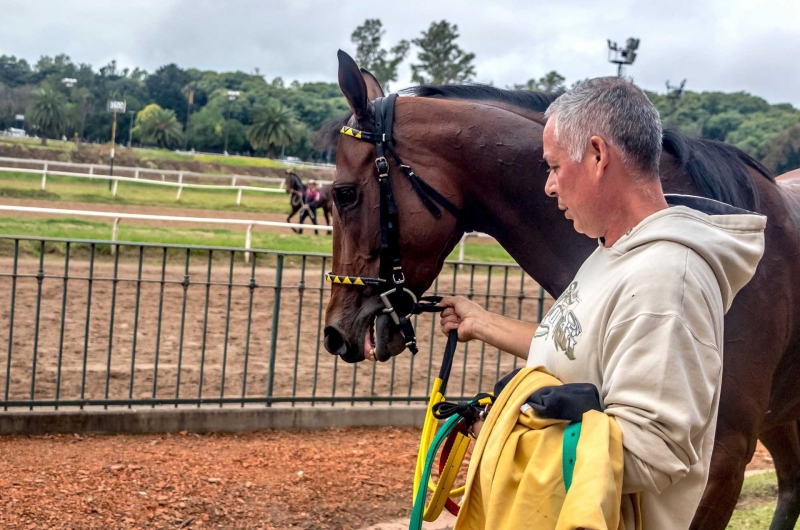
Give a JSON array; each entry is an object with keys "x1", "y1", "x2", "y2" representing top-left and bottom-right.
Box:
[{"x1": 544, "y1": 173, "x2": 558, "y2": 198}]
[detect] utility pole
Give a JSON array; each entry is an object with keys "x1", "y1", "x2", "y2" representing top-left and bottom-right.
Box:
[
  {"x1": 223, "y1": 90, "x2": 240, "y2": 156},
  {"x1": 107, "y1": 100, "x2": 127, "y2": 190},
  {"x1": 127, "y1": 110, "x2": 136, "y2": 147},
  {"x1": 184, "y1": 88, "x2": 194, "y2": 151}
]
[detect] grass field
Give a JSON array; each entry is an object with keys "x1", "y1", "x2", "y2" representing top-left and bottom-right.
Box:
[
  {"x1": 730, "y1": 471, "x2": 780, "y2": 528},
  {"x1": 0, "y1": 136, "x2": 295, "y2": 170},
  {"x1": 0, "y1": 170, "x2": 291, "y2": 214},
  {"x1": 0, "y1": 217, "x2": 514, "y2": 263}
]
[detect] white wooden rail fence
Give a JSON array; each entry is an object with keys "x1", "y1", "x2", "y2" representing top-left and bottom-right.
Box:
[{"x1": 0, "y1": 155, "x2": 334, "y2": 204}]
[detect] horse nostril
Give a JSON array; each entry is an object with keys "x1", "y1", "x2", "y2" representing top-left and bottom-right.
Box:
[{"x1": 324, "y1": 326, "x2": 348, "y2": 356}]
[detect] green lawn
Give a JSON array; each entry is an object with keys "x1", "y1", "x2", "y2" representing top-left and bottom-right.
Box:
[
  {"x1": 0, "y1": 216, "x2": 514, "y2": 263},
  {"x1": 0, "y1": 136, "x2": 296, "y2": 170},
  {"x1": 0, "y1": 171, "x2": 291, "y2": 214},
  {"x1": 729, "y1": 471, "x2": 781, "y2": 528}
]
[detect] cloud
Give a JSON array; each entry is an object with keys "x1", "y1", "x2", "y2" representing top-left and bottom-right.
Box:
[{"x1": 1, "y1": 0, "x2": 798, "y2": 105}]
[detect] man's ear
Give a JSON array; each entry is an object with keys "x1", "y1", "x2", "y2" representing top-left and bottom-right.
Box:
[{"x1": 589, "y1": 136, "x2": 609, "y2": 179}]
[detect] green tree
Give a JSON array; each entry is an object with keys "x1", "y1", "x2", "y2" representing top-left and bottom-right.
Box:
[
  {"x1": 133, "y1": 103, "x2": 183, "y2": 148},
  {"x1": 27, "y1": 86, "x2": 67, "y2": 144},
  {"x1": 247, "y1": 101, "x2": 302, "y2": 158},
  {"x1": 410, "y1": 20, "x2": 476, "y2": 85},
  {"x1": 514, "y1": 71, "x2": 566, "y2": 93},
  {"x1": 763, "y1": 124, "x2": 800, "y2": 174},
  {"x1": 351, "y1": 19, "x2": 410, "y2": 92}
]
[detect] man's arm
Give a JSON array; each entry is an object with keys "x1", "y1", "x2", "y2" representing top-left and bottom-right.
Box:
[
  {"x1": 439, "y1": 296, "x2": 535, "y2": 360},
  {"x1": 601, "y1": 313, "x2": 721, "y2": 494}
]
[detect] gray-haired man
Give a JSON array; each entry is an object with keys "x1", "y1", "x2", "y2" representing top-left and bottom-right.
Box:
[{"x1": 439, "y1": 77, "x2": 766, "y2": 528}]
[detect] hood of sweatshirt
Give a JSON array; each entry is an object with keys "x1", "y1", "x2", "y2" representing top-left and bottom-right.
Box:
[{"x1": 610, "y1": 195, "x2": 767, "y2": 312}]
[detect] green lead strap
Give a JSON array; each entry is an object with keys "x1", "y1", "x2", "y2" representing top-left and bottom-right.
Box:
[{"x1": 562, "y1": 421, "x2": 582, "y2": 493}]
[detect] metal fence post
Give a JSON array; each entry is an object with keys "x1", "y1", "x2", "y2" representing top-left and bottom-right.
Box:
[
  {"x1": 41, "y1": 163, "x2": 48, "y2": 190},
  {"x1": 266, "y1": 255, "x2": 284, "y2": 406}
]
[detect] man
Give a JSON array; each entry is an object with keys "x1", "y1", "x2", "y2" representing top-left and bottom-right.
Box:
[
  {"x1": 300, "y1": 179, "x2": 321, "y2": 226},
  {"x1": 439, "y1": 77, "x2": 766, "y2": 529}
]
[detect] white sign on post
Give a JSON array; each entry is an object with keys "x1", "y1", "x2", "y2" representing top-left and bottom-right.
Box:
[
  {"x1": 15, "y1": 114, "x2": 24, "y2": 121},
  {"x1": 107, "y1": 100, "x2": 127, "y2": 113}
]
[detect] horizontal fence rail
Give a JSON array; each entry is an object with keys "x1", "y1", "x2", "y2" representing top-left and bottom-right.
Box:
[
  {"x1": 0, "y1": 166, "x2": 287, "y2": 205},
  {"x1": 0, "y1": 205, "x2": 333, "y2": 257},
  {"x1": 0, "y1": 236, "x2": 551, "y2": 410},
  {"x1": 0, "y1": 155, "x2": 334, "y2": 186}
]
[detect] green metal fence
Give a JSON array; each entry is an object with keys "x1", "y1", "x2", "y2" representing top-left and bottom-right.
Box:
[{"x1": 0, "y1": 236, "x2": 549, "y2": 410}]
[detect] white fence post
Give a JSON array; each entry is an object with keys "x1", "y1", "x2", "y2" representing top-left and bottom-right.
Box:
[
  {"x1": 134, "y1": 168, "x2": 139, "y2": 179},
  {"x1": 111, "y1": 218, "x2": 120, "y2": 255},
  {"x1": 112, "y1": 179, "x2": 119, "y2": 197},
  {"x1": 458, "y1": 233, "x2": 468, "y2": 269},
  {"x1": 245, "y1": 224, "x2": 254, "y2": 263},
  {"x1": 40, "y1": 163, "x2": 48, "y2": 190},
  {"x1": 236, "y1": 188, "x2": 243, "y2": 205},
  {"x1": 89, "y1": 164, "x2": 94, "y2": 175},
  {"x1": 176, "y1": 172, "x2": 183, "y2": 200},
  {"x1": 161, "y1": 173, "x2": 165, "y2": 182},
  {"x1": 231, "y1": 176, "x2": 237, "y2": 187}
]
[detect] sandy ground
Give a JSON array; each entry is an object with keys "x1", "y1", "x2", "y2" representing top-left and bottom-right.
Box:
[
  {"x1": 0, "y1": 428, "x2": 774, "y2": 530},
  {"x1": 0, "y1": 256, "x2": 545, "y2": 407}
]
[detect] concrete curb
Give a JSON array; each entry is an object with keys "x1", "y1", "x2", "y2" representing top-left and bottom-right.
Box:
[{"x1": 0, "y1": 405, "x2": 428, "y2": 435}]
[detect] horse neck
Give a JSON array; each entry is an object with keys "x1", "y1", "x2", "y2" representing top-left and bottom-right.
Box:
[{"x1": 402, "y1": 99, "x2": 596, "y2": 296}]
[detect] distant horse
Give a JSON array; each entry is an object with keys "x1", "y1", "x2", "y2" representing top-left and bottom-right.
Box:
[
  {"x1": 283, "y1": 171, "x2": 333, "y2": 234},
  {"x1": 323, "y1": 51, "x2": 800, "y2": 529}
]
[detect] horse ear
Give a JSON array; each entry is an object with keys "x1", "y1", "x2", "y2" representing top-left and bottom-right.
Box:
[
  {"x1": 337, "y1": 50, "x2": 369, "y2": 121},
  {"x1": 360, "y1": 68, "x2": 385, "y2": 99}
]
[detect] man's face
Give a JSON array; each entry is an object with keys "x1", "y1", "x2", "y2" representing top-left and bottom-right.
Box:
[{"x1": 542, "y1": 118, "x2": 605, "y2": 238}]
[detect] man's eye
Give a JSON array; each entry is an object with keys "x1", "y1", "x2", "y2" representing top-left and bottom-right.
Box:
[{"x1": 334, "y1": 187, "x2": 357, "y2": 207}]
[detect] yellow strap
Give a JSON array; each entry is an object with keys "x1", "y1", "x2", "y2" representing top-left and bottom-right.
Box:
[
  {"x1": 414, "y1": 378, "x2": 443, "y2": 497},
  {"x1": 423, "y1": 431, "x2": 470, "y2": 522}
]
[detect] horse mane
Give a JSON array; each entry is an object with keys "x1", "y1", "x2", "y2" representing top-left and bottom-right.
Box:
[
  {"x1": 287, "y1": 171, "x2": 305, "y2": 191},
  {"x1": 661, "y1": 129, "x2": 774, "y2": 210},
  {"x1": 316, "y1": 83, "x2": 774, "y2": 210},
  {"x1": 403, "y1": 84, "x2": 561, "y2": 113}
]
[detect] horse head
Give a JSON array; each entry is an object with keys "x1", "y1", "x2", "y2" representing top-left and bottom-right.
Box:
[{"x1": 322, "y1": 50, "x2": 465, "y2": 363}]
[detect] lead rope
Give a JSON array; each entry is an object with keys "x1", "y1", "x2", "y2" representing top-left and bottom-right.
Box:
[{"x1": 409, "y1": 329, "x2": 494, "y2": 529}]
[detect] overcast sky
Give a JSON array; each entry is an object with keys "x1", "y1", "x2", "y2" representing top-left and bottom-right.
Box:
[{"x1": 2, "y1": 0, "x2": 799, "y2": 105}]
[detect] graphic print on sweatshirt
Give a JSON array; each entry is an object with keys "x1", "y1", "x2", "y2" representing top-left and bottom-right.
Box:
[{"x1": 534, "y1": 281, "x2": 583, "y2": 360}]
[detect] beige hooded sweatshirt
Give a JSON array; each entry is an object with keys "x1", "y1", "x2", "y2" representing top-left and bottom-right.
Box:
[{"x1": 526, "y1": 196, "x2": 766, "y2": 529}]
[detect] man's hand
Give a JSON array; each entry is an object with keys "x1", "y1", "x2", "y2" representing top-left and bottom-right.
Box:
[
  {"x1": 439, "y1": 296, "x2": 487, "y2": 342},
  {"x1": 440, "y1": 296, "x2": 537, "y2": 361}
]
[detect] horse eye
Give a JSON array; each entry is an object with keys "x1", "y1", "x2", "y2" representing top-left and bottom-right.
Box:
[{"x1": 335, "y1": 187, "x2": 357, "y2": 207}]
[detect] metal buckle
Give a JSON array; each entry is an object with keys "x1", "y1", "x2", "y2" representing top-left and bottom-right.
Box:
[
  {"x1": 392, "y1": 269, "x2": 405, "y2": 285},
  {"x1": 375, "y1": 157, "x2": 389, "y2": 177}
]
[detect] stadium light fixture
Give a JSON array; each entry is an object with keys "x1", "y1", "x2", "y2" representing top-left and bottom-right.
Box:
[{"x1": 607, "y1": 38, "x2": 640, "y2": 77}]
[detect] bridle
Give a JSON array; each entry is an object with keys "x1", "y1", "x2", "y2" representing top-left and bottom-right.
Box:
[{"x1": 325, "y1": 93, "x2": 466, "y2": 354}]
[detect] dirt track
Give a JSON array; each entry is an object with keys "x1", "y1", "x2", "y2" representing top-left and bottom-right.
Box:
[
  {"x1": 0, "y1": 255, "x2": 545, "y2": 406},
  {"x1": 0, "y1": 429, "x2": 774, "y2": 530}
]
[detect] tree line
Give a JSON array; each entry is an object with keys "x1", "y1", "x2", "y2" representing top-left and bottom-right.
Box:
[{"x1": 0, "y1": 18, "x2": 798, "y2": 172}]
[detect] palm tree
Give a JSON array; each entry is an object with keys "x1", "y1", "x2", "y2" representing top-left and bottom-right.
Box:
[
  {"x1": 248, "y1": 101, "x2": 302, "y2": 158},
  {"x1": 136, "y1": 106, "x2": 183, "y2": 149},
  {"x1": 27, "y1": 87, "x2": 67, "y2": 145}
]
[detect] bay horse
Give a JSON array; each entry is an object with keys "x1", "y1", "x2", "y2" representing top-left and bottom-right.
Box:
[
  {"x1": 283, "y1": 170, "x2": 333, "y2": 234},
  {"x1": 322, "y1": 51, "x2": 800, "y2": 529}
]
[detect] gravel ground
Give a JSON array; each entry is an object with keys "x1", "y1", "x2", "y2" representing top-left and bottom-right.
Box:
[{"x1": 0, "y1": 428, "x2": 774, "y2": 530}]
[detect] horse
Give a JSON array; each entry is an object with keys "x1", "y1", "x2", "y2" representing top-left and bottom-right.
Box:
[
  {"x1": 322, "y1": 50, "x2": 800, "y2": 529},
  {"x1": 283, "y1": 170, "x2": 334, "y2": 234}
]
